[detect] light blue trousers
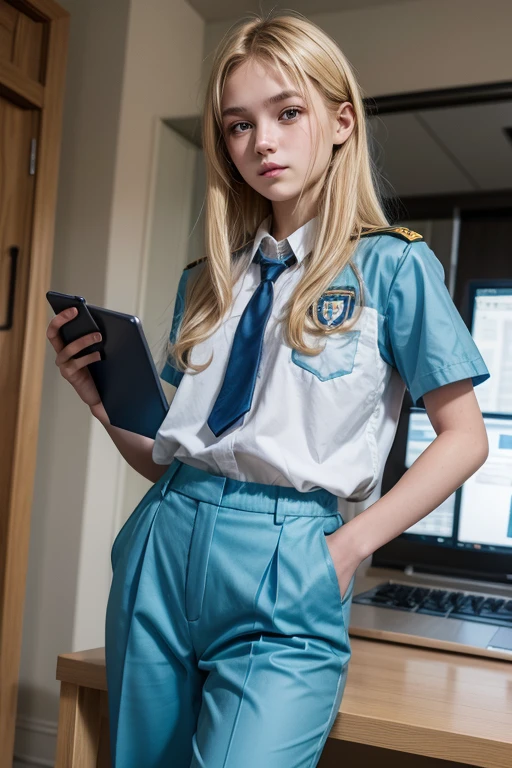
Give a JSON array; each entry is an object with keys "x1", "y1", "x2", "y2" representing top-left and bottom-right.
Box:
[{"x1": 105, "y1": 458, "x2": 355, "y2": 767}]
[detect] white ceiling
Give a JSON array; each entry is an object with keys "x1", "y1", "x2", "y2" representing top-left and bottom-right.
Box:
[
  {"x1": 186, "y1": 0, "x2": 418, "y2": 23},
  {"x1": 369, "y1": 101, "x2": 512, "y2": 197}
]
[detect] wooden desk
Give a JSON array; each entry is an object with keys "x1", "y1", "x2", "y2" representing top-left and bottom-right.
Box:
[
  {"x1": 55, "y1": 634, "x2": 512, "y2": 768},
  {"x1": 55, "y1": 648, "x2": 111, "y2": 768}
]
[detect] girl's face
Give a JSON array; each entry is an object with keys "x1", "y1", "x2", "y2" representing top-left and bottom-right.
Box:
[{"x1": 220, "y1": 58, "x2": 354, "y2": 207}]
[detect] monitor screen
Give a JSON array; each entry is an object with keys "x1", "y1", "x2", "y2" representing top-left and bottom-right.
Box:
[
  {"x1": 469, "y1": 285, "x2": 512, "y2": 415},
  {"x1": 400, "y1": 410, "x2": 512, "y2": 556},
  {"x1": 374, "y1": 280, "x2": 512, "y2": 581}
]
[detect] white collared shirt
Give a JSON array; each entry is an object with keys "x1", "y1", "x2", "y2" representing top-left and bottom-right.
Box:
[{"x1": 152, "y1": 215, "x2": 489, "y2": 504}]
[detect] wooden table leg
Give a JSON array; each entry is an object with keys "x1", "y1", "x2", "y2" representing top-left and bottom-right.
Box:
[
  {"x1": 97, "y1": 690, "x2": 112, "y2": 768},
  {"x1": 55, "y1": 681, "x2": 102, "y2": 767}
]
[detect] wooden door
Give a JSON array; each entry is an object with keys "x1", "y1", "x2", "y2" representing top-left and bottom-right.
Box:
[
  {"x1": 0, "y1": 97, "x2": 39, "y2": 612},
  {"x1": 0, "y1": 2, "x2": 69, "y2": 765}
]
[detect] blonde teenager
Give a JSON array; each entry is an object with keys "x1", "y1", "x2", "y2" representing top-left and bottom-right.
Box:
[{"x1": 47, "y1": 11, "x2": 490, "y2": 768}]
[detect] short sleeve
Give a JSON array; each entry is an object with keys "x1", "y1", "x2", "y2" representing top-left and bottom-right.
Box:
[
  {"x1": 384, "y1": 240, "x2": 490, "y2": 409},
  {"x1": 158, "y1": 269, "x2": 189, "y2": 388}
]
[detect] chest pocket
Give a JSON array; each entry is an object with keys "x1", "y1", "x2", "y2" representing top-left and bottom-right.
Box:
[{"x1": 291, "y1": 330, "x2": 360, "y2": 381}]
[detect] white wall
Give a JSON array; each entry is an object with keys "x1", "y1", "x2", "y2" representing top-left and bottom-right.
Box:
[
  {"x1": 72, "y1": 0, "x2": 205, "y2": 653},
  {"x1": 122, "y1": 122, "x2": 201, "y2": 524},
  {"x1": 15, "y1": 1, "x2": 204, "y2": 765}
]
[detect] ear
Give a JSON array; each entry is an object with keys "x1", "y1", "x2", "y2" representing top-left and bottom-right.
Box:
[{"x1": 333, "y1": 101, "x2": 355, "y2": 146}]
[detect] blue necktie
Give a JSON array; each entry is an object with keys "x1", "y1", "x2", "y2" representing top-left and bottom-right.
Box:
[{"x1": 207, "y1": 246, "x2": 297, "y2": 437}]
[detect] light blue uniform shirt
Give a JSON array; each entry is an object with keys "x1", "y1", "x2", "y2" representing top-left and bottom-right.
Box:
[{"x1": 153, "y1": 216, "x2": 490, "y2": 503}]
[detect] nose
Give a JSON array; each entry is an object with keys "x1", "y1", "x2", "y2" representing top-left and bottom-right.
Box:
[{"x1": 254, "y1": 121, "x2": 277, "y2": 154}]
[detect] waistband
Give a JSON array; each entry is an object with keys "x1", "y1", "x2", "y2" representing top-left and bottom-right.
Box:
[{"x1": 159, "y1": 458, "x2": 339, "y2": 523}]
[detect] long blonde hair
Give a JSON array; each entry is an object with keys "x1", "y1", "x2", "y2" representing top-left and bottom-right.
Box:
[{"x1": 168, "y1": 10, "x2": 390, "y2": 374}]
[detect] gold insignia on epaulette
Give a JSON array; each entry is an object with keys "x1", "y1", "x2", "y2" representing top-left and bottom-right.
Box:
[
  {"x1": 390, "y1": 226, "x2": 423, "y2": 241},
  {"x1": 360, "y1": 226, "x2": 423, "y2": 243},
  {"x1": 184, "y1": 256, "x2": 207, "y2": 270}
]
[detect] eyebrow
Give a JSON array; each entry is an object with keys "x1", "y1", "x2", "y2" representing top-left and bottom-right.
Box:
[{"x1": 221, "y1": 90, "x2": 304, "y2": 118}]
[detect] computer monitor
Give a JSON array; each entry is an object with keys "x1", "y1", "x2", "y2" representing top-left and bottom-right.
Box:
[
  {"x1": 374, "y1": 408, "x2": 512, "y2": 585},
  {"x1": 465, "y1": 280, "x2": 512, "y2": 415}
]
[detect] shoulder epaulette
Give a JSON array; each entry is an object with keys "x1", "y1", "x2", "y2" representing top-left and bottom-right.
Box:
[
  {"x1": 360, "y1": 226, "x2": 423, "y2": 243},
  {"x1": 184, "y1": 256, "x2": 207, "y2": 270}
]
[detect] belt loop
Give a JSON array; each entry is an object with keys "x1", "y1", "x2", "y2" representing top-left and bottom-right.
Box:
[
  {"x1": 274, "y1": 490, "x2": 286, "y2": 525},
  {"x1": 159, "y1": 458, "x2": 182, "y2": 499},
  {"x1": 218, "y1": 475, "x2": 228, "y2": 507}
]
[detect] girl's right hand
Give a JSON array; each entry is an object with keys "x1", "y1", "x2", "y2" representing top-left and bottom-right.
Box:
[{"x1": 46, "y1": 307, "x2": 110, "y2": 425}]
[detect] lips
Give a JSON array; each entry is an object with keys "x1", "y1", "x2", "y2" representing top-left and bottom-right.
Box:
[{"x1": 259, "y1": 164, "x2": 286, "y2": 175}]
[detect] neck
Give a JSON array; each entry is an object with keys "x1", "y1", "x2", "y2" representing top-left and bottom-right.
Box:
[{"x1": 270, "y1": 198, "x2": 317, "y2": 241}]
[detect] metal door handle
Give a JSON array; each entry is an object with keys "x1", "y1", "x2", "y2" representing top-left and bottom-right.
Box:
[{"x1": 0, "y1": 246, "x2": 19, "y2": 331}]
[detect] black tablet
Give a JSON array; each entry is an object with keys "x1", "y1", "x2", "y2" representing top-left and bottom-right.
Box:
[{"x1": 86, "y1": 303, "x2": 169, "y2": 439}]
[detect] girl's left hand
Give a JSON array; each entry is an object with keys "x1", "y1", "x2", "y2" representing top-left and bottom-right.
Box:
[{"x1": 325, "y1": 527, "x2": 361, "y2": 601}]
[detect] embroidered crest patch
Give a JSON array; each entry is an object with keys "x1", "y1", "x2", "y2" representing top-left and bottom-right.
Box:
[{"x1": 310, "y1": 288, "x2": 356, "y2": 331}]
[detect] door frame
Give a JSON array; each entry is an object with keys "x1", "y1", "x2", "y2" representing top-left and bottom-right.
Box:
[{"x1": 0, "y1": 1, "x2": 69, "y2": 765}]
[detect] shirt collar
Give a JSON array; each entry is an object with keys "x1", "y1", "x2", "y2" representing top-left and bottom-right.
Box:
[{"x1": 250, "y1": 215, "x2": 319, "y2": 265}]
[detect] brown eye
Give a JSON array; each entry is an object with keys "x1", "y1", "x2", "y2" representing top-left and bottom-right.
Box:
[{"x1": 228, "y1": 107, "x2": 304, "y2": 136}]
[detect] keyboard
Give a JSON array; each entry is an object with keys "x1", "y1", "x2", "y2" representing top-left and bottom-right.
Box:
[{"x1": 353, "y1": 582, "x2": 512, "y2": 629}]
